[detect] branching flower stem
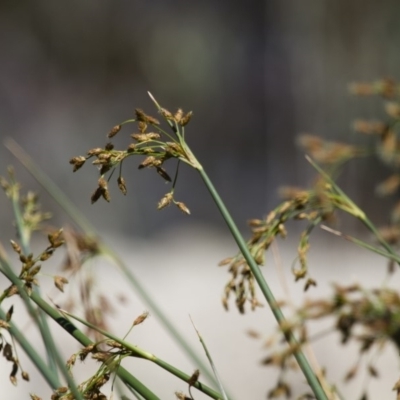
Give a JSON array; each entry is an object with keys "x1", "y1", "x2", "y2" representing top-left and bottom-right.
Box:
[{"x1": 195, "y1": 164, "x2": 329, "y2": 400}]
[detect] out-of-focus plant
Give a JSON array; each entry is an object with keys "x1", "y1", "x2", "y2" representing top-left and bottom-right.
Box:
[{"x1": 3, "y1": 79, "x2": 400, "y2": 399}]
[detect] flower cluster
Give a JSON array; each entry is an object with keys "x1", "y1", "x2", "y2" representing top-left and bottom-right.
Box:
[{"x1": 70, "y1": 100, "x2": 196, "y2": 214}]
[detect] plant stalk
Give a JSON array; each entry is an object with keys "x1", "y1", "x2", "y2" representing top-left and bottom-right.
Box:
[{"x1": 197, "y1": 166, "x2": 328, "y2": 400}]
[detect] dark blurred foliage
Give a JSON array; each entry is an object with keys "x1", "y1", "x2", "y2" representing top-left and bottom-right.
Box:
[{"x1": 1, "y1": 1, "x2": 400, "y2": 241}]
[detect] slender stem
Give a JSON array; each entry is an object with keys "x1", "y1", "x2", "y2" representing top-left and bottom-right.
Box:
[
  {"x1": 0, "y1": 261, "x2": 160, "y2": 400},
  {"x1": 197, "y1": 166, "x2": 328, "y2": 400},
  {"x1": 62, "y1": 310, "x2": 228, "y2": 400}
]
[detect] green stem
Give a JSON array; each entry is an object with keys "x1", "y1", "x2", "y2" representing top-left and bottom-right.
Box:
[
  {"x1": 61, "y1": 310, "x2": 227, "y2": 400},
  {"x1": 197, "y1": 166, "x2": 328, "y2": 400},
  {"x1": 0, "y1": 260, "x2": 160, "y2": 400},
  {"x1": 9, "y1": 180, "x2": 59, "y2": 374}
]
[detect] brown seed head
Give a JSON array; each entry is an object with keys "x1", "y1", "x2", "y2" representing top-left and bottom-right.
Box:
[
  {"x1": 133, "y1": 311, "x2": 149, "y2": 326},
  {"x1": 69, "y1": 156, "x2": 86, "y2": 172},
  {"x1": 54, "y1": 276, "x2": 69, "y2": 292},
  {"x1": 176, "y1": 202, "x2": 190, "y2": 215},
  {"x1": 10, "y1": 240, "x2": 21, "y2": 254},
  {"x1": 117, "y1": 176, "x2": 127, "y2": 195},
  {"x1": 107, "y1": 125, "x2": 121, "y2": 138},
  {"x1": 87, "y1": 148, "x2": 104, "y2": 156},
  {"x1": 180, "y1": 111, "x2": 193, "y2": 126},
  {"x1": 157, "y1": 193, "x2": 173, "y2": 210}
]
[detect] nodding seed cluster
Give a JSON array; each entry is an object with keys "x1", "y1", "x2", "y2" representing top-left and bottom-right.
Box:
[
  {"x1": 221, "y1": 78, "x2": 400, "y2": 315},
  {"x1": 53, "y1": 312, "x2": 150, "y2": 400},
  {"x1": 219, "y1": 180, "x2": 362, "y2": 313},
  {"x1": 0, "y1": 306, "x2": 30, "y2": 387},
  {"x1": 254, "y1": 284, "x2": 400, "y2": 399},
  {"x1": 70, "y1": 103, "x2": 194, "y2": 214}
]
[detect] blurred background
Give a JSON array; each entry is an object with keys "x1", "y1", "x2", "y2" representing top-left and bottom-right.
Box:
[{"x1": 1, "y1": 1, "x2": 400, "y2": 399}]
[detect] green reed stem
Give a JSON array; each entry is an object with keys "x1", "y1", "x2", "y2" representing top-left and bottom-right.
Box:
[
  {"x1": 59, "y1": 310, "x2": 228, "y2": 400},
  {"x1": 0, "y1": 260, "x2": 160, "y2": 400},
  {"x1": 196, "y1": 165, "x2": 328, "y2": 400},
  {"x1": 8, "y1": 182, "x2": 60, "y2": 375}
]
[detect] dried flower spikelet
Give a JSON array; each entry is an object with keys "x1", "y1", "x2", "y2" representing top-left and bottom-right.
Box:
[
  {"x1": 69, "y1": 156, "x2": 86, "y2": 172},
  {"x1": 30, "y1": 394, "x2": 41, "y2": 400},
  {"x1": 91, "y1": 187, "x2": 103, "y2": 204},
  {"x1": 160, "y1": 108, "x2": 174, "y2": 120},
  {"x1": 6, "y1": 285, "x2": 18, "y2": 297},
  {"x1": 91, "y1": 352, "x2": 111, "y2": 362},
  {"x1": 348, "y1": 82, "x2": 374, "y2": 96},
  {"x1": 188, "y1": 369, "x2": 200, "y2": 386},
  {"x1": 117, "y1": 176, "x2": 127, "y2": 195},
  {"x1": 138, "y1": 121, "x2": 147, "y2": 133},
  {"x1": 87, "y1": 148, "x2": 104, "y2": 156},
  {"x1": 174, "y1": 108, "x2": 184, "y2": 123},
  {"x1": 107, "y1": 125, "x2": 121, "y2": 138},
  {"x1": 353, "y1": 119, "x2": 386, "y2": 135},
  {"x1": 66, "y1": 353, "x2": 77, "y2": 368},
  {"x1": 304, "y1": 278, "x2": 317, "y2": 291},
  {"x1": 176, "y1": 201, "x2": 190, "y2": 215},
  {"x1": 54, "y1": 276, "x2": 69, "y2": 292},
  {"x1": 127, "y1": 143, "x2": 136, "y2": 153},
  {"x1": 105, "y1": 142, "x2": 114, "y2": 151},
  {"x1": 386, "y1": 102, "x2": 400, "y2": 119},
  {"x1": 0, "y1": 320, "x2": 11, "y2": 329},
  {"x1": 48, "y1": 229, "x2": 64, "y2": 248},
  {"x1": 180, "y1": 111, "x2": 193, "y2": 126},
  {"x1": 278, "y1": 223, "x2": 287, "y2": 238},
  {"x1": 133, "y1": 311, "x2": 149, "y2": 326},
  {"x1": 6, "y1": 305, "x2": 13, "y2": 322},
  {"x1": 156, "y1": 167, "x2": 172, "y2": 182},
  {"x1": 10, "y1": 240, "x2": 21, "y2": 254},
  {"x1": 218, "y1": 257, "x2": 234, "y2": 266},
  {"x1": 131, "y1": 132, "x2": 160, "y2": 142},
  {"x1": 138, "y1": 156, "x2": 156, "y2": 169},
  {"x1": 40, "y1": 249, "x2": 54, "y2": 261},
  {"x1": 175, "y1": 392, "x2": 191, "y2": 400},
  {"x1": 135, "y1": 109, "x2": 159, "y2": 125},
  {"x1": 10, "y1": 374, "x2": 17, "y2": 386},
  {"x1": 157, "y1": 193, "x2": 173, "y2": 210}
]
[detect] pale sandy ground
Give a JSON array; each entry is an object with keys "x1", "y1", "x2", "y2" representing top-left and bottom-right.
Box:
[{"x1": 1, "y1": 224, "x2": 400, "y2": 399}]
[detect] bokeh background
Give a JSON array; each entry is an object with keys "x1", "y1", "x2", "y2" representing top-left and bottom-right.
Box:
[{"x1": 1, "y1": 1, "x2": 400, "y2": 399}]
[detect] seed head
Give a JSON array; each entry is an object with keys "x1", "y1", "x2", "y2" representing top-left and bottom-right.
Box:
[
  {"x1": 176, "y1": 202, "x2": 190, "y2": 215},
  {"x1": 180, "y1": 111, "x2": 193, "y2": 126},
  {"x1": 117, "y1": 177, "x2": 127, "y2": 195},
  {"x1": 69, "y1": 156, "x2": 86, "y2": 172},
  {"x1": 107, "y1": 124, "x2": 121, "y2": 138},
  {"x1": 157, "y1": 193, "x2": 173, "y2": 210}
]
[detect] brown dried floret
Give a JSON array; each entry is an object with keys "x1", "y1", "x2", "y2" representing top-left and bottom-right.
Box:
[
  {"x1": 107, "y1": 125, "x2": 121, "y2": 138},
  {"x1": 157, "y1": 193, "x2": 173, "y2": 210},
  {"x1": 54, "y1": 276, "x2": 69, "y2": 292},
  {"x1": 176, "y1": 202, "x2": 190, "y2": 215},
  {"x1": 69, "y1": 156, "x2": 86, "y2": 172},
  {"x1": 156, "y1": 167, "x2": 172, "y2": 182},
  {"x1": 131, "y1": 133, "x2": 161, "y2": 142},
  {"x1": 117, "y1": 176, "x2": 127, "y2": 195},
  {"x1": 180, "y1": 111, "x2": 193, "y2": 126},
  {"x1": 135, "y1": 109, "x2": 160, "y2": 125}
]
